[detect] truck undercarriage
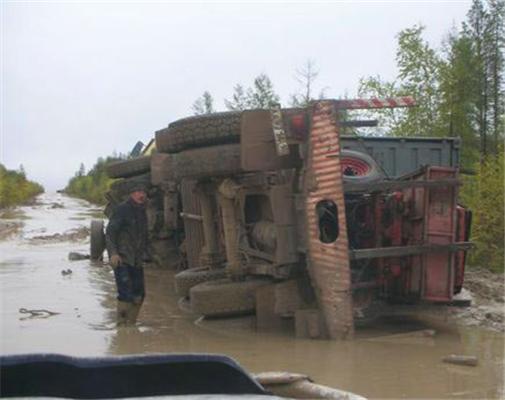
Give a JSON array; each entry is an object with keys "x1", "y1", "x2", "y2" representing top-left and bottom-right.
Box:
[{"x1": 96, "y1": 98, "x2": 472, "y2": 339}]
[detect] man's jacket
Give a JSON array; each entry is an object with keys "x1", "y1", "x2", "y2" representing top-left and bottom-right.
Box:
[{"x1": 106, "y1": 198, "x2": 148, "y2": 268}]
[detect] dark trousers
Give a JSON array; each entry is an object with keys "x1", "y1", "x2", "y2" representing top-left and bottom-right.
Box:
[{"x1": 113, "y1": 265, "x2": 145, "y2": 304}]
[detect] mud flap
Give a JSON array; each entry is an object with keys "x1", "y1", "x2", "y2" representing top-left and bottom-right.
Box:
[{"x1": 304, "y1": 101, "x2": 354, "y2": 339}]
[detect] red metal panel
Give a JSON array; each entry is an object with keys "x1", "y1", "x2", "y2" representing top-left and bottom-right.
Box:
[
  {"x1": 454, "y1": 206, "x2": 467, "y2": 292},
  {"x1": 304, "y1": 101, "x2": 354, "y2": 340},
  {"x1": 402, "y1": 167, "x2": 459, "y2": 301},
  {"x1": 422, "y1": 167, "x2": 458, "y2": 301}
]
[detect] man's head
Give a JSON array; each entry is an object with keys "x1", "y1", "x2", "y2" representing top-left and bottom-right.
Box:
[{"x1": 129, "y1": 184, "x2": 147, "y2": 205}]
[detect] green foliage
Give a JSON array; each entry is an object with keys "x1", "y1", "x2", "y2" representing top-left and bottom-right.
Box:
[
  {"x1": 438, "y1": 32, "x2": 481, "y2": 168},
  {"x1": 462, "y1": 0, "x2": 505, "y2": 158},
  {"x1": 0, "y1": 164, "x2": 44, "y2": 208},
  {"x1": 358, "y1": 0, "x2": 504, "y2": 272},
  {"x1": 224, "y1": 84, "x2": 248, "y2": 111},
  {"x1": 397, "y1": 25, "x2": 444, "y2": 136},
  {"x1": 461, "y1": 152, "x2": 504, "y2": 272},
  {"x1": 192, "y1": 91, "x2": 214, "y2": 115},
  {"x1": 65, "y1": 155, "x2": 124, "y2": 205},
  {"x1": 248, "y1": 74, "x2": 280, "y2": 108},
  {"x1": 359, "y1": 25, "x2": 444, "y2": 138},
  {"x1": 358, "y1": 75, "x2": 408, "y2": 135},
  {"x1": 225, "y1": 73, "x2": 280, "y2": 110}
]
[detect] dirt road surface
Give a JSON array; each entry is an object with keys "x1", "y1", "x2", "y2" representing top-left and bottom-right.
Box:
[{"x1": 0, "y1": 193, "x2": 503, "y2": 399}]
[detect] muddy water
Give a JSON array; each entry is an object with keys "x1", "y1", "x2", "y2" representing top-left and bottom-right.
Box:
[{"x1": 1, "y1": 193, "x2": 503, "y2": 399}]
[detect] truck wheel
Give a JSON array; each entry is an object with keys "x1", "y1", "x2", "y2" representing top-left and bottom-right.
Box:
[
  {"x1": 109, "y1": 174, "x2": 151, "y2": 199},
  {"x1": 341, "y1": 150, "x2": 384, "y2": 183},
  {"x1": 105, "y1": 156, "x2": 151, "y2": 179},
  {"x1": 174, "y1": 144, "x2": 241, "y2": 179},
  {"x1": 90, "y1": 220, "x2": 105, "y2": 261},
  {"x1": 174, "y1": 267, "x2": 227, "y2": 297},
  {"x1": 155, "y1": 112, "x2": 241, "y2": 153},
  {"x1": 190, "y1": 278, "x2": 271, "y2": 317}
]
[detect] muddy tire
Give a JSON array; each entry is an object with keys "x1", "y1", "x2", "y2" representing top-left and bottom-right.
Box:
[
  {"x1": 109, "y1": 174, "x2": 151, "y2": 199},
  {"x1": 341, "y1": 150, "x2": 384, "y2": 183},
  {"x1": 174, "y1": 267, "x2": 227, "y2": 297},
  {"x1": 190, "y1": 278, "x2": 271, "y2": 317},
  {"x1": 174, "y1": 144, "x2": 241, "y2": 179},
  {"x1": 155, "y1": 112, "x2": 241, "y2": 153},
  {"x1": 105, "y1": 156, "x2": 151, "y2": 179},
  {"x1": 90, "y1": 220, "x2": 105, "y2": 261}
]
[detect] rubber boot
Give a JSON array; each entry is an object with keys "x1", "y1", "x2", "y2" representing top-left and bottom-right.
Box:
[
  {"x1": 117, "y1": 301, "x2": 130, "y2": 326},
  {"x1": 127, "y1": 303, "x2": 142, "y2": 325}
]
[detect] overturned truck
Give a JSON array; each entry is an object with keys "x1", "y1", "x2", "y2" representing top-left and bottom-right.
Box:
[{"x1": 96, "y1": 98, "x2": 472, "y2": 339}]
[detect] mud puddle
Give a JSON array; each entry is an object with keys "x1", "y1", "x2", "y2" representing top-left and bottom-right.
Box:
[{"x1": 0, "y1": 193, "x2": 503, "y2": 399}]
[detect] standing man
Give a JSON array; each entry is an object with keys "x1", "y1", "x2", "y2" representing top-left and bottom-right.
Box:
[{"x1": 106, "y1": 183, "x2": 149, "y2": 326}]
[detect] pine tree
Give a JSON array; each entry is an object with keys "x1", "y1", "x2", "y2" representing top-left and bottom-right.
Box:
[
  {"x1": 486, "y1": 0, "x2": 505, "y2": 154},
  {"x1": 192, "y1": 91, "x2": 214, "y2": 115},
  {"x1": 224, "y1": 84, "x2": 248, "y2": 110},
  {"x1": 77, "y1": 163, "x2": 86, "y2": 177},
  {"x1": 224, "y1": 74, "x2": 281, "y2": 110},
  {"x1": 247, "y1": 74, "x2": 280, "y2": 108},
  {"x1": 438, "y1": 32, "x2": 481, "y2": 167},
  {"x1": 465, "y1": 0, "x2": 491, "y2": 157}
]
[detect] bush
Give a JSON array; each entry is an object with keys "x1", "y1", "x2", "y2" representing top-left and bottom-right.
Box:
[
  {"x1": 0, "y1": 164, "x2": 44, "y2": 208},
  {"x1": 461, "y1": 152, "x2": 504, "y2": 273}
]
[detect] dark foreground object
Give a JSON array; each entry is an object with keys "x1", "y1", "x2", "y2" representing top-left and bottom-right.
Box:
[{"x1": 0, "y1": 353, "x2": 266, "y2": 398}]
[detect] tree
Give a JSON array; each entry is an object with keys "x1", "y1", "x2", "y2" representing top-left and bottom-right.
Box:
[
  {"x1": 224, "y1": 84, "x2": 248, "y2": 110},
  {"x1": 458, "y1": 0, "x2": 505, "y2": 159},
  {"x1": 358, "y1": 75, "x2": 406, "y2": 136},
  {"x1": 77, "y1": 163, "x2": 86, "y2": 177},
  {"x1": 486, "y1": 0, "x2": 505, "y2": 154},
  {"x1": 289, "y1": 59, "x2": 322, "y2": 107},
  {"x1": 192, "y1": 91, "x2": 214, "y2": 115},
  {"x1": 247, "y1": 74, "x2": 280, "y2": 108},
  {"x1": 438, "y1": 32, "x2": 481, "y2": 167},
  {"x1": 461, "y1": 152, "x2": 504, "y2": 272},
  {"x1": 224, "y1": 73, "x2": 280, "y2": 110},
  {"x1": 464, "y1": 0, "x2": 491, "y2": 157},
  {"x1": 359, "y1": 25, "x2": 443, "y2": 137},
  {"x1": 396, "y1": 25, "x2": 443, "y2": 136}
]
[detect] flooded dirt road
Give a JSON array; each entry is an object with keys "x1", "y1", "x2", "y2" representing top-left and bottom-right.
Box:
[{"x1": 1, "y1": 193, "x2": 503, "y2": 399}]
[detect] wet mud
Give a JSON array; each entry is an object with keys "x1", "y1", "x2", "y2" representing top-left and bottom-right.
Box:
[
  {"x1": 449, "y1": 268, "x2": 505, "y2": 333},
  {"x1": 28, "y1": 226, "x2": 90, "y2": 244},
  {"x1": 0, "y1": 193, "x2": 503, "y2": 399}
]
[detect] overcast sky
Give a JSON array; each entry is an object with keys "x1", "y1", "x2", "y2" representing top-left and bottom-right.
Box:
[{"x1": 2, "y1": 0, "x2": 471, "y2": 191}]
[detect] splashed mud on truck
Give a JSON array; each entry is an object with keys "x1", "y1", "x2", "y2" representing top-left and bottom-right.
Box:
[{"x1": 92, "y1": 98, "x2": 472, "y2": 339}]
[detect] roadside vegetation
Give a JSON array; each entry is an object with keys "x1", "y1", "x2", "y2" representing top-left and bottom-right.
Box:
[
  {"x1": 65, "y1": 156, "x2": 124, "y2": 205},
  {"x1": 461, "y1": 153, "x2": 504, "y2": 272},
  {"x1": 192, "y1": 0, "x2": 504, "y2": 272},
  {"x1": 355, "y1": 0, "x2": 504, "y2": 272},
  {"x1": 0, "y1": 164, "x2": 44, "y2": 208}
]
